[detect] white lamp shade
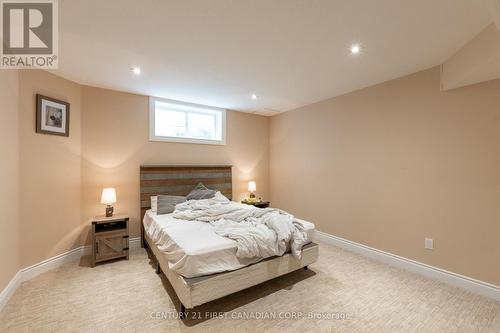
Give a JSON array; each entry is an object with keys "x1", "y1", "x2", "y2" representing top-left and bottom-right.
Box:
[
  {"x1": 101, "y1": 188, "x2": 117, "y2": 205},
  {"x1": 248, "y1": 181, "x2": 256, "y2": 192}
]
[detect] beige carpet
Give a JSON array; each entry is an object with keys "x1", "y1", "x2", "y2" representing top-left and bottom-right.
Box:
[{"x1": 1, "y1": 241, "x2": 499, "y2": 332}]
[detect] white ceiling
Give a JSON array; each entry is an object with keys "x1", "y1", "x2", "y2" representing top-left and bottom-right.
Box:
[{"x1": 54, "y1": 0, "x2": 492, "y2": 115}]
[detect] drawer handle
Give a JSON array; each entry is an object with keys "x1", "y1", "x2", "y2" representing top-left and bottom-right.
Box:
[
  {"x1": 123, "y1": 235, "x2": 129, "y2": 239},
  {"x1": 122, "y1": 247, "x2": 129, "y2": 251}
]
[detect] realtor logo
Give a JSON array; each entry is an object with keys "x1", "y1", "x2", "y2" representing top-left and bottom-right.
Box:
[{"x1": 1, "y1": 0, "x2": 58, "y2": 68}]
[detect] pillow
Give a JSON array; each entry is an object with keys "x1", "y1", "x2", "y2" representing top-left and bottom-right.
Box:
[
  {"x1": 214, "y1": 191, "x2": 230, "y2": 202},
  {"x1": 186, "y1": 182, "x2": 216, "y2": 200},
  {"x1": 157, "y1": 195, "x2": 186, "y2": 215},
  {"x1": 150, "y1": 196, "x2": 158, "y2": 212}
]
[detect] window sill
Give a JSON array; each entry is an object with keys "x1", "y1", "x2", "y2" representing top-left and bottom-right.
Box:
[{"x1": 149, "y1": 135, "x2": 226, "y2": 145}]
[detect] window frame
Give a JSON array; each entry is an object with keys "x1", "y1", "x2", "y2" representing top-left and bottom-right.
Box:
[{"x1": 149, "y1": 97, "x2": 227, "y2": 145}]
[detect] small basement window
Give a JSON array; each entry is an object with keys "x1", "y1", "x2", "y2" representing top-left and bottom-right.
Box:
[{"x1": 149, "y1": 97, "x2": 226, "y2": 145}]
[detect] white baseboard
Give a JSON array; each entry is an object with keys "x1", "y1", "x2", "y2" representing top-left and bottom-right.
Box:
[
  {"x1": 129, "y1": 237, "x2": 141, "y2": 249},
  {"x1": 21, "y1": 246, "x2": 87, "y2": 282},
  {"x1": 314, "y1": 231, "x2": 500, "y2": 301},
  {"x1": 0, "y1": 271, "x2": 22, "y2": 311},
  {"x1": 0, "y1": 237, "x2": 141, "y2": 312}
]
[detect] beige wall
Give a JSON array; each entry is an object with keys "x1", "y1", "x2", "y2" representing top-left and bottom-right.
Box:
[
  {"x1": 18, "y1": 70, "x2": 83, "y2": 268},
  {"x1": 270, "y1": 67, "x2": 500, "y2": 285},
  {"x1": 81, "y1": 86, "x2": 269, "y2": 240},
  {"x1": 0, "y1": 71, "x2": 20, "y2": 290}
]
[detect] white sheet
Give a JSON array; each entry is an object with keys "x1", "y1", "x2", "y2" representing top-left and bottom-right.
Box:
[
  {"x1": 143, "y1": 210, "x2": 315, "y2": 278},
  {"x1": 173, "y1": 198, "x2": 309, "y2": 259}
]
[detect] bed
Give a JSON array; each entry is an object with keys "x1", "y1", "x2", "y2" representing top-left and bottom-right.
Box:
[{"x1": 140, "y1": 165, "x2": 319, "y2": 318}]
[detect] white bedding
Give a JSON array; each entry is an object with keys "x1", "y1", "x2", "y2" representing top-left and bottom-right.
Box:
[
  {"x1": 143, "y1": 210, "x2": 315, "y2": 278},
  {"x1": 173, "y1": 198, "x2": 309, "y2": 259}
]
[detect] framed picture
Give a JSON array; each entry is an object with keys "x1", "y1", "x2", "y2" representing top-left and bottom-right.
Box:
[{"x1": 36, "y1": 94, "x2": 70, "y2": 136}]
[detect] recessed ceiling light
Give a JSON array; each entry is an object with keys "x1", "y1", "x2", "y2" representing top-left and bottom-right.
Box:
[
  {"x1": 251, "y1": 94, "x2": 257, "y2": 100},
  {"x1": 351, "y1": 44, "x2": 360, "y2": 54},
  {"x1": 131, "y1": 67, "x2": 141, "y2": 75}
]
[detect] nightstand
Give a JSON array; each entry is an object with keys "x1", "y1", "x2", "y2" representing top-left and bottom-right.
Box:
[
  {"x1": 241, "y1": 200, "x2": 270, "y2": 208},
  {"x1": 91, "y1": 215, "x2": 129, "y2": 267}
]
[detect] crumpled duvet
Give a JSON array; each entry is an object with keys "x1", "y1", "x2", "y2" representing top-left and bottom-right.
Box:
[{"x1": 172, "y1": 195, "x2": 308, "y2": 259}]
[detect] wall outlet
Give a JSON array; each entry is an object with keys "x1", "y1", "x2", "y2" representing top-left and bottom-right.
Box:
[{"x1": 425, "y1": 238, "x2": 434, "y2": 250}]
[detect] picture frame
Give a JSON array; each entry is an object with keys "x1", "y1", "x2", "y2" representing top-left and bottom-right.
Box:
[{"x1": 36, "y1": 94, "x2": 70, "y2": 137}]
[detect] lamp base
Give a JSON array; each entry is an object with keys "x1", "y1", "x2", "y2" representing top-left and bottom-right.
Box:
[
  {"x1": 105, "y1": 205, "x2": 114, "y2": 217},
  {"x1": 242, "y1": 197, "x2": 260, "y2": 204}
]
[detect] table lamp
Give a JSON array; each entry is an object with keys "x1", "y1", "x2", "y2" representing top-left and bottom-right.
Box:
[
  {"x1": 248, "y1": 181, "x2": 257, "y2": 201},
  {"x1": 101, "y1": 188, "x2": 117, "y2": 217}
]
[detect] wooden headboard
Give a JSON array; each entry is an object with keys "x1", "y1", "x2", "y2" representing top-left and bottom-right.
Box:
[{"x1": 140, "y1": 165, "x2": 232, "y2": 246}]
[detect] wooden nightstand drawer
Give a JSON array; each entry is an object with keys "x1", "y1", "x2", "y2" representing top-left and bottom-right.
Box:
[{"x1": 91, "y1": 215, "x2": 129, "y2": 267}]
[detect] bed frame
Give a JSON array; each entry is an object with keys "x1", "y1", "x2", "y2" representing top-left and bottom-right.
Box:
[{"x1": 140, "y1": 165, "x2": 319, "y2": 318}]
